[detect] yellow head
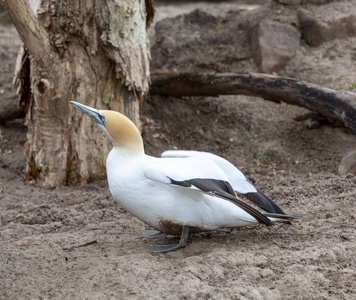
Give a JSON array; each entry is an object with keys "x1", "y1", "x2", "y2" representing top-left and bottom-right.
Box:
[{"x1": 70, "y1": 101, "x2": 144, "y2": 154}]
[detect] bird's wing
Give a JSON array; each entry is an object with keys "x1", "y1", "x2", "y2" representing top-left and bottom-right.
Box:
[
  {"x1": 161, "y1": 150, "x2": 256, "y2": 193},
  {"x1": 162, "y1": 150, "x2": 285, "y2": 215},
  {"x1": 144, "y1": 157, "x2": 272, "y2": 226}
]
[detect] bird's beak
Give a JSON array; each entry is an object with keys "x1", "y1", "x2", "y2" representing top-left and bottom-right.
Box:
[{"x1": 70, "y1": 101, "x2": 105, "y2": 126}]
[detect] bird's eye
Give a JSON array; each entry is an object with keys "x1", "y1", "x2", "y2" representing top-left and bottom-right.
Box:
[{"x1": 100, "y1": 115, "x2": 105, "y2": 124}]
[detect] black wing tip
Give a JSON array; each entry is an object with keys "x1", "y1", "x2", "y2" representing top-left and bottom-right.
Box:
[
  {"x1": 263, "y1": 213, "x2": 299, "y2": 220},
  {"x1": 215, "y1": 191, "x2": 273, "y2": 226},
  {"x1": 168, "y1": 177, "x2": 274, "y2": 226},
  {"x1": 244, "y1": 191, "x2": 286, "y2": 215}
]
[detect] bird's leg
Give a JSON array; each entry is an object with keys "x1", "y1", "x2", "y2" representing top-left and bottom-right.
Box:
[
  {"x1": 149, "y1": 226, "x2": 190, "y2": 253},
  {"x1": 140, "y1": 228, "x2": 167, "y2": 239}
]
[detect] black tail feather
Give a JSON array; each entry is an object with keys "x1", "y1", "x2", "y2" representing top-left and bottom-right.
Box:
[
  {"x1": 214, "y1": 191, "x2": 273, "y2": 226},
  {"x1": 244, "y1": 190, "x2": 286, "y2": 215},
  {"x1": 263, "y1": 213, "x2": 299, "y2": 220}
]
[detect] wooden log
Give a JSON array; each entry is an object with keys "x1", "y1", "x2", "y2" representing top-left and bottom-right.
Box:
[{"x1": 150, "y1": 72, "x2": 356, "y2": 132}]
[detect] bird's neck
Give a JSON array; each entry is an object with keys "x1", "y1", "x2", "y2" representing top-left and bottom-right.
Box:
[
  {"x1": 111, "y1": 137, "x2": 145, "y2": 157},
  {"x1": 101, "y1": 121, "x2": 145, "y2": 156}
]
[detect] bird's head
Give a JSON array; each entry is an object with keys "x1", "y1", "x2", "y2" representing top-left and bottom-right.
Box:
[{"x1": 70, "y1": 101, "x2": 144, "y2": 154}]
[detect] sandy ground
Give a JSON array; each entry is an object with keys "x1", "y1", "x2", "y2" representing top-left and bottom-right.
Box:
[{"x1": 2, "y1": 2, "x2": 356, "y2": 299}]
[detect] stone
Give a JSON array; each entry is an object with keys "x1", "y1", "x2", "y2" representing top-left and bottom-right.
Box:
[
  {"x1": 252, "y1": 20, "x2": 300, "y2": 73},
  {"x1": 276, "y1": 0, "x2": 330, "y2": 4},
  {"x1": 298, "y1": 2, "x2": 356, "y2": 46},
  {"x1": 0, "y1": 95, "x2": 24, "y2": 123},
  {"x1": 150, "y1": 7, "x2": 271, "y2": 73},
  {"x1": 338, "y1": 150, "x2": 356, "y2": 175},
  {"x1": 276, "y1": 0, "x2": 302, "y2": 4}
]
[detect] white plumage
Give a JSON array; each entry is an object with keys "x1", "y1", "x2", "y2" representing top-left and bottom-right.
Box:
[
  {"x1": 161, "y1": 150, "x2": 257, "y2": 194},
  {"x1": 70, "y1": 101, "x2": 295, "y2": 253}
]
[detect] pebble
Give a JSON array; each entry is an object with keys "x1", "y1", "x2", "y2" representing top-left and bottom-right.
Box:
[{"x1": 338, "y1": 150, "x2": 356, "y2": 175}]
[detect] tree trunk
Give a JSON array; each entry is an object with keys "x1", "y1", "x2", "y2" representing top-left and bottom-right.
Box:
[{"x1": 3, "y1": 0, "x2": 154, "y2": 186}]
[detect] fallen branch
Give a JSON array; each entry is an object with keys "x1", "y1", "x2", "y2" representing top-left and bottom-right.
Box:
[{"x1": 150, "y1": 72, "x2": 356, "y2": 132}]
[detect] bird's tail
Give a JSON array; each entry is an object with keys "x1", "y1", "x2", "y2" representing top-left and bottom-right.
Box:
[{"x1": 264, "y1": 212, "x2": 299, "y2": 223}]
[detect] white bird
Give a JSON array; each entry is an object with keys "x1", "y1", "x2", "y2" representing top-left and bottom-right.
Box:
[{"x1": 70, "y1": 101, "x2": 296, "y2": 253}]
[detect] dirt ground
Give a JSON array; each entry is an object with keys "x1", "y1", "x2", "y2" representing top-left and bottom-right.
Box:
[{"x1": 2, "y1": 2, "x2": 356, "y2": 299}]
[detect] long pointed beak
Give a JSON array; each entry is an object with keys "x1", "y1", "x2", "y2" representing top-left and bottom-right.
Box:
[{"x1": 70, "y1": 101, "x2": 105, "y2": 126}]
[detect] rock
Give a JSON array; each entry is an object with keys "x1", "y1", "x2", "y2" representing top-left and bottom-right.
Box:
[
  {"x1": 252, "y1": 20, "x2": 300, "y2": 73},
  {"x1": 151, "y1": 7, "x2": 271, "y2": 73},
  {"x1": 0, "y1": 26, "x2": 25, "y2": 123},
  {"x1": 298, "y1": 2, "x2": 356, "y2": 46},
  {"x1": 338, "y1": 150, "x2": 356, "y2": 175},
  {"x1": 277, "y1": 0, "x2": 301, "y2": 4},
  {"x1": 0, "y1": 97, "x2": 24, "y2": 123},
  {"x1": 276, "y1": 0, "x2": 330, "y2": 4}
]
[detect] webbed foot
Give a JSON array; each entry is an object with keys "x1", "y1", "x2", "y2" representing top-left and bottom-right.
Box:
[
  {"x1": 140, "y1": 228, "x2": 167, "y2": 239},
  {"x1": 150, "y1": 226, "x2": 189, "y2": 253}
]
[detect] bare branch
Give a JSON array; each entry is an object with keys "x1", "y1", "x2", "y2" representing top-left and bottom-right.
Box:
[
  {"x1": 3, "y1": 0, "x2": 51, "y2": 67},
  {"x1": 150, "y1": 72, "x2": 356, "y2": 132}
]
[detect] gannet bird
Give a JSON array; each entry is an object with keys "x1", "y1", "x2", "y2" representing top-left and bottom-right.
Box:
[{"x1": 70, "y1": 101, "x2": 296, "y2": 253}]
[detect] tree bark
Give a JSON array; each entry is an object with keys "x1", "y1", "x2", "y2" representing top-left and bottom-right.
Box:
[
  {"x1": 150, "y1": 72, "x2": 356, "y2": 132},
  {"x1": 3, "y1": 0, "x2": 153, "y2": 186}
]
